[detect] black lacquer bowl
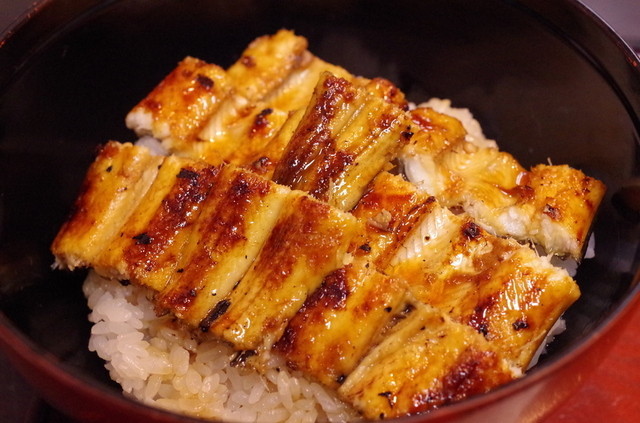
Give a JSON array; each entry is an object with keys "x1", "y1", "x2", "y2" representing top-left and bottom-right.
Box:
[{"x1": 1, "y1": 1, "x2": 639, "y2": 422}]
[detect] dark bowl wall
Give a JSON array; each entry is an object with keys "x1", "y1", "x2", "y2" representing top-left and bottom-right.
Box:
[{"x1": 1, "y1": 0, "x2": 639, "y2": 422}]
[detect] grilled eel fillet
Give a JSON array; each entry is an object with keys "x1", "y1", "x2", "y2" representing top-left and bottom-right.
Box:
[
  {"x1": 125, "y1": 30, "x2": 604, "y2": 259},
  {"x1": 52, "y1": 141, "x2": 577, "y2": 419},
  {"x1": 401, "y1": 105, "x2": 606, "y2": 260}
]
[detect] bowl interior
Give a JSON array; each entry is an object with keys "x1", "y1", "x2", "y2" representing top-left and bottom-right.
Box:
[{"x1": 1, "y1": 0, "x2": 639, "y2": 420}]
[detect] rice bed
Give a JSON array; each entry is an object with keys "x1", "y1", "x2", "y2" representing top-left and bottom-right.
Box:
[{"x1": 83, "y1": 271, "x2": 357, "y2": 422}]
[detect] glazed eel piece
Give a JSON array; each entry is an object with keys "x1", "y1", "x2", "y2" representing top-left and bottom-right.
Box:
[{"x1": 401, "y1": 105, "x2": 605, "y2": 260}]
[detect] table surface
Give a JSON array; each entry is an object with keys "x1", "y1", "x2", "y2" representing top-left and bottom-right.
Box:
[
  {"x1": 542, "y1": 304, "x2": 640, "y2": 422},
  {"x1": 1, "y1": 1, "x2": 640, "y2": 422}
]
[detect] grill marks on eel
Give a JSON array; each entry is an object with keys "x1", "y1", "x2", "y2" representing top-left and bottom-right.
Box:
[
  {"x1": 272, "y1": 72, "x2": 412, "y2": 211},
  {"x1": 206, "y1": 193, "x2": 358, "y2": 351},
  {"x1": 121, "y1": 163, "x2": 219, "y2": 288},
  {"x1": 155, "y1": 165, "x2": 291, "y2": 329},
  {"x1": 274, "y1": 260, "x2": 409, "y2": 390},
  {"x1": 273, "y1": 74, "x2": 353, "y2": 192}
]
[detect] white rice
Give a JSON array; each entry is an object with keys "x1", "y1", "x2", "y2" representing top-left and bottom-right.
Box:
[
  {"x1": 414, "y1": 98, "x2": 498, "y2": 149},
  {"x1": 83, "y1": 271, "x2": 358, "y2": 422}
]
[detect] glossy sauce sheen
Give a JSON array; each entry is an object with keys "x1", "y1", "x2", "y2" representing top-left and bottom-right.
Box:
[
  {"x1": 349, "y1": 171, "x2": 438, "y2": 269},
  {"x1": 155, "y1": 165, "x2": 290, "y2": 327},
  {"x1": 273, "y1": 74, "x2": 355, "y2": 190},
  {"x1": 337, "y1": 301, "x2": 516, "y2": 419},
  {"x1": 105, "y1": 159, "x2": 219, "y2": 291},
  {"x1": 388, "y1": 206, "x2": 580, "y2": 369},
  {"x1": 274, "y1": 260, "x2": 408, "y2": 389},
  {"x1": 272, "y1": 72, "x2": 412, "y2": 210},
  {"x1": 207, "y1": 192, "x2": 359, "y2": 350},
  {"x1": 127, "y1": 57, "x2": 229, "y2": 152},
  {"x1": 403, "y1": 107, "x2": 606, "y2": 259}
]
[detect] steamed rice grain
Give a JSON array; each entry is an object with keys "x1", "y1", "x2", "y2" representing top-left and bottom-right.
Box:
[{"x1": 83, "y1": 271, "x2": 358, "y2": 422}]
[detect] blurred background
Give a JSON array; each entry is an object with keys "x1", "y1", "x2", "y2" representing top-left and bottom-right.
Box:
[
  {"x1": 583, "y1": 0, "x2": 640, "y2": 51},
  {"x1": 2, "y1": 0, "x2": 640, "y2": 50},
  {"x1": 0, "y1": 0, "x2": 639, "y2": 422}
]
